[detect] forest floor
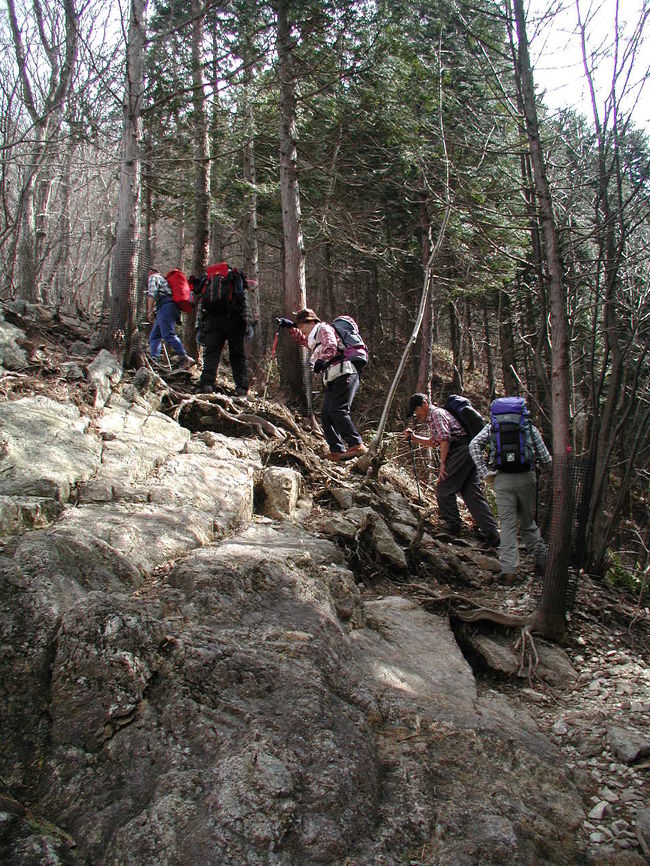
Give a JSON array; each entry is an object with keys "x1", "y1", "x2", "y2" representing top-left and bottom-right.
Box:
[{"x1": 3, "y1": 303, "x2": 649, "y2": 865}]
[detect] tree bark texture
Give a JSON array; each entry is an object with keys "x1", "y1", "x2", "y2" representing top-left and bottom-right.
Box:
[
  {"x1": 512, "y1": 0, "x2": 572, "y2": 641},
  {"x1": 109, "y1": 0, "x2": 147, "y2": 365},
  {"x1": 7, "y1": 0, "x2": 79, "y2": 302},
  {"x1": 276, "y1": 0, "x2": 308, "y2": 406}
]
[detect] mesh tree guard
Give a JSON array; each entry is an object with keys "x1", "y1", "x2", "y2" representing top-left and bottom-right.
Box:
[{"x1": 533, "y1": 455, "x2": 595, "y2": 610}]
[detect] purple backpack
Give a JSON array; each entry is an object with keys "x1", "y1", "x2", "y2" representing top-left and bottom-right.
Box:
[{"x1": 489, "y1": 397, "x2": 534, "y2": 472}]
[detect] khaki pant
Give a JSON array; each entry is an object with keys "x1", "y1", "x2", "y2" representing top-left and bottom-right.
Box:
[{"x1": 493, "y1": 471, "x2": 540, "y2": 572}]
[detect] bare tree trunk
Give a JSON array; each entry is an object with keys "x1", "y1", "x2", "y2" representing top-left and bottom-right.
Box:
[
  {"x1": 482, "y1": 296, "x2": 496, "y2": 400},
  {"x1": 140, "y1": 151, "x2": 153, "y2": 324},
  {"x1": 185, "y1": 0, "x2": 211, "y2": 360},
  {"x1": 511, "y1": 0, "x2": 572, "y2": 642},
  {"x1": 51, "y1": 136, "x2": 74, "y2": 307},
  {"x1": 416, "y1": 190, "x2": 433, "y2": 393},
  {"x1": 108, "y1": 0, "x2": 147, "y2": 366},
  {"x1": 356, "y1": 29, "x2": 451, "y2": 475},
  {"x1": 276, "y1": 0, "x2": 308, "y2": 406},
  {"x1": 498, "y1": 287, "x2": 517, "y2": 394},
  {"x1": 465, "y1": 299, "x2": 475, "y2": 374},
  {"x1": 7, "y1": 0, "x2": 79, "y2": 303},
  {"x1": 241, "y1": 37, "x2": 261, "y2": 360},
  {"x1": 448, "y1": 300, "x2": 463, "y2": 391},
  {"x1": 191, "y1": 0, "x2": 210, "y2": 278},
  {"x1": 18, "y1": 199, "x2": 38, "y2": 302}
]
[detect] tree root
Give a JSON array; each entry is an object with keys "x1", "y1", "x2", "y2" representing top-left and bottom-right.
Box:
[
  {"x1": 455, "y1": 607, "x2": 531, "y2": 627},
  {"x1": 513, "y1": 625, "x2": 540, "y2": 683}
]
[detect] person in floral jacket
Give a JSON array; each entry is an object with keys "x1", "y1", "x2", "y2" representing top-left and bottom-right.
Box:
[{"x1": 288, "y1": 308, "x2": 367, "y2": 462}]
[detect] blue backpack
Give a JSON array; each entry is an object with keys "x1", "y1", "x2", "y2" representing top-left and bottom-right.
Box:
[{"x1": 489, "y1": 397, "x2": 535, "y2": 472}]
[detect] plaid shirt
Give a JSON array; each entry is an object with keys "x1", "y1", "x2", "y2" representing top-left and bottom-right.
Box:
[
  {"x1": 469, "y1": 422, "x2": 552, "y2": 479},
  {"x1": 427, "y1": 406, "x2": 465, "y2": 442},
  {"x1": 147, "y1": 272, "x2": 171, "y2": 301}
]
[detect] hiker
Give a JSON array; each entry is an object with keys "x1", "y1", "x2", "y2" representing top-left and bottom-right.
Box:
[
  {"x1": 284, "y1": 308, "x2": 368, "y2": 461},
  {"x1": 194, "y1": 263, "x2": 255, "y2": 397},
  {"x1": 469, "y1": 396, "x2": 552, "y2": 582},
  {"x1": 403, "y1": 393, "x2": 500, "y2": 547},
  {"x1": 146, "y1": 267, "x2": 196, "y2": 370}
]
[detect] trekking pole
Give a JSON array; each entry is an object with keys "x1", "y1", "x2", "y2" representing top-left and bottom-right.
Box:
[
  {"x1": 262, "y1": 328, "x2": 280, "y2": 407},
  {"x1": 162, "y1": 343, "x2": 172, "y2": 370},
  {"x1": 408, "y1": 434, "x2": 423, "y2": 504}
]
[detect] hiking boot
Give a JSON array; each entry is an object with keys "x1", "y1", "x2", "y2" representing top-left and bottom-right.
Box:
[
  {"x1": 498, "y1": 570, "x2": 519, "y2": 585},
  {"x1": 235, "y1": 387, "x2": 248, "y2": 397},
  {"x1": 440, "y1": 524, "x2": 462, "y2": 539},
  {"x1": 482, "y1": 533, "x2": 500, "y2": 551},
  {"x1": 180, "y1": 355, "x2": 196, "y2": 370},
  {"x1": 325, "y1": 451, "x2": 347, "y2": 462},
  {"x1": 344, "y1": 442, "x2": 368, "y2": 458},
  {"x1": 199, "y1": 384, "x2": 214, "y2": 394}
]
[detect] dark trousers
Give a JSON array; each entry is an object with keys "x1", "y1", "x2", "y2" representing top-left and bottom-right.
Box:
[
  {"x1": 199, "y1": 316, "x2": 248, "y2": 391},
  {"x1": 436, "y1": 441, "x2": 499, "y2": 538},
  {"x1": 321, "y1": 370, "x2": 363, "y2": 453},
  {"x1": 149, "y1": 297, "x2": 187, "y2": 359}
]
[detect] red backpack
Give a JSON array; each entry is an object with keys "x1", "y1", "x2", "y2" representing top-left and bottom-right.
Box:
[
  {"x1": 200, "y1": 262, "x2": 248, "y2": 314},
  {"x1": 165, "y1": 269, "x2": 193, "y2": 313}
]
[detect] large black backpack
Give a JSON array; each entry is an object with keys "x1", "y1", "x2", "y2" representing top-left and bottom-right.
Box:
[
  {"x1": 443, "y1": 394, "x2": 486, "y2": 438},
  {"x1": 200, "y1": 266, "x2": 248, "y2": 316}
]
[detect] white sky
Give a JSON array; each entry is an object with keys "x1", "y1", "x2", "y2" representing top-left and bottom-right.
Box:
[{"x1": 526, "y1": 0, "x2": 649, "y2": 131}]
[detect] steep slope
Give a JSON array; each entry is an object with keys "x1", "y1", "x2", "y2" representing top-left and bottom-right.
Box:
[{"x1": 0, "y1": 300, "x2": 648, "y2": 866}]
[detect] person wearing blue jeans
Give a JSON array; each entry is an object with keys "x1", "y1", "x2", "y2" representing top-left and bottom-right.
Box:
[{"x1": 146, "y1": 268, "x2": 195, "y2": 370}]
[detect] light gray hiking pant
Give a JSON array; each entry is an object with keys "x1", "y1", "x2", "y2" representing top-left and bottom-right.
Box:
[{"x1": 493, "y1": 470, "x2": 540, "y2": 572}]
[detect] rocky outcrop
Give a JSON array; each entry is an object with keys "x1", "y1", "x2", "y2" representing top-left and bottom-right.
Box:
[{"x1": 0, "y1": 343, "x2": 594, "y2": 865}]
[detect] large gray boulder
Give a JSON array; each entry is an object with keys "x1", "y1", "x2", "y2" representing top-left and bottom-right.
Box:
[
  {"x1": 0, "y1": 397, "x2": 101, "y2": 500},
  {"x1": 0, "y1": 391, "x2": 588, "y2": 866}
]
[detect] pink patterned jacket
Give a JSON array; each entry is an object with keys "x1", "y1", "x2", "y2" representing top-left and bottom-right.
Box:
[{"x1": 290, "y1": 323, "x2": 340, "y2": 368}]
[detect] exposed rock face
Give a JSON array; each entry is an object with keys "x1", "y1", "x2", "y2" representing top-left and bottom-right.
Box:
[
  {"x1": 0, "y1": 353, "x2": 590, "y2": 865},
  {"x1": 0, "y1": 314, "x2": 29, "y2": 370},
  {"x1": 260, "y1": 466, "x2": 301, "y2": 518}
]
